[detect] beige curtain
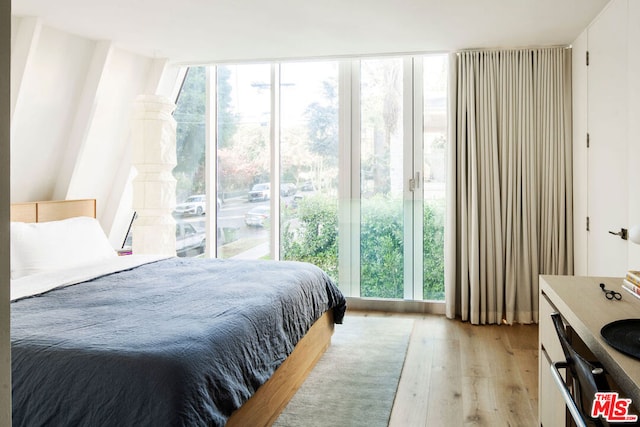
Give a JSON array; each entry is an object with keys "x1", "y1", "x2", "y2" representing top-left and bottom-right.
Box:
[{"x1": 445, "y1": 48, "x2": 573, "y2": 325}]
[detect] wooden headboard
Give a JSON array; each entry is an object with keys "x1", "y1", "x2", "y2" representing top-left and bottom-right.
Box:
[{"x1": 10, "y1": 199, "x2": 97, "y2": 223}]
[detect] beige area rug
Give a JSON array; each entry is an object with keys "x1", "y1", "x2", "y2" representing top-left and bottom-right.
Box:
[{"x1": 274, "y1": 314, "x2": 414, "y2": 427}]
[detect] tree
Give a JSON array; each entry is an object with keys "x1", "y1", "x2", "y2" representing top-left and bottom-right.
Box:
[
  {"x1": 173, "y1": 66, "x2": 238, "y2": 200},
  {"x1": 360, "y1": 60, "x2": 402, "y2": 196},
  {"x1": 218, "y1": 124, "x2": 269, "y2": 192},
  {"x1": 375, "y1": 63, "x2": 401, "y2": 195},
  {"x1": 173, "y1": 67, "x2": 207, "y2": 201},
  {"x1": 217, "y1": 66, "x2": 238, "y2": 149},
  {"x1": 305, "y1": 80, "x2": 338, "y2": 163}
]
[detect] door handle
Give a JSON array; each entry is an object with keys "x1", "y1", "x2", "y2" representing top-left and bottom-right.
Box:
[
  {"x1": 608, "y1": 228, "x2": 628, "y2": 240},
  {"x1": 550, "y1": 361, "x2": 588, "y2": 427},
  {"x1": 409, "y1": 172, "x2": 420, "y2": 192}
]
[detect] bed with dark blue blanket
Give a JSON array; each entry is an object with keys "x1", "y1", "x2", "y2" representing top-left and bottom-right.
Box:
[{"x1": 11, "y1": 257, "x2": 346, "y2": 427}]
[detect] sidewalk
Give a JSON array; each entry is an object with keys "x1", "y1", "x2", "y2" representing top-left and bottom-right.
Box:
[{"x1": 230, "y1": 242, "x2": 270, "y2": 260}]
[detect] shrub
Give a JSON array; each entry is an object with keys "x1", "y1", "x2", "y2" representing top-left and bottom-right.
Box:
[
  {"x1": 281, "y1": 195, "x2": 339, "y2": 280},
  {"x1": 360, "y1": 196, "x2": 404, "y2": 298},
  {"x1": 423, "y1": 200, "x2": 445, "y2": 300},
  {"x1": 281, "y1": 194, "x2": 444, "y2": 300}
]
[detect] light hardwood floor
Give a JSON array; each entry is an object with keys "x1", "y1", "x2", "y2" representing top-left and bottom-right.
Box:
[{"x1": 352, "y1": 311, "x2": 539, "y2": 427}]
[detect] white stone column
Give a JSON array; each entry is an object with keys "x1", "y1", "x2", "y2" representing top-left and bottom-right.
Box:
[{"x1": 131, "y1": 94, "x2": 177, "y2": 255}]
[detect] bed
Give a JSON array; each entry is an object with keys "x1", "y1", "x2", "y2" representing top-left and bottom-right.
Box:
[{"x1": 10, "y1": 199, "x2": 346, "y2": 427}]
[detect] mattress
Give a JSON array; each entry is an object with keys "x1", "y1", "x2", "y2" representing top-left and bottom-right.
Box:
[{"x1": 11, "y1": 256, "x2": 346, "y2": 427}]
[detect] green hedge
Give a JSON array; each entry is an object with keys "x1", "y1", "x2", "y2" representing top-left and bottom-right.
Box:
[
  {"x1": 282, "y1": 195, "x2": 339, "y2": 280},
  {"x1": 282, "y1": 194, "x2": 444, "y2": 300}
]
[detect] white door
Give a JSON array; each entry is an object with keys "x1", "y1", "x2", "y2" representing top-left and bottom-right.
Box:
[{"x1": 587, "y1": 0, "x2": 629, "y2": 276}]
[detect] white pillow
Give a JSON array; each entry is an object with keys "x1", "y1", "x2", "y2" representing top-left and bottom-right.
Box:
[{"x1": 11, "y1": 216, "x2": 117, "y2": 279}]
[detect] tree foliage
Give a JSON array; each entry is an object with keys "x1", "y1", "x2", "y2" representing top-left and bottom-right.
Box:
[
  {"x1": 304, "y1": 80, "x2": 338, "y2": 162},
  {"x1": 217, "y1": 66, "x2": 238, "y2": 148},
  {"x1": 360, "y1": 60, "x2": 402, "y2": 195},
  {"x1": 173, "y1": 67, "x2": 207, "y2": 200},
  {"x1": 173, "y1": 66, "x2": 239, "y2": 200}
]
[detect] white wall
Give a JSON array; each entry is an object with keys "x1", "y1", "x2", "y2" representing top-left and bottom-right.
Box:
[
  {"x1": 11, "y1": 21, "x2": 94, "y2": 202},
  {"x1": 10, "y1": 16, "x2": 182, "y2": 248},
  {"x1": 64, "y1": 47, "x2": 153, "y2": 232}
]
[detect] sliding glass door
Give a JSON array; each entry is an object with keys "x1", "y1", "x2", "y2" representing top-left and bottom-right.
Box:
[
  {"x1": 356, "y1": 56, "x2": 447, "y2": 301},
  {"x1": 176, "y1": 54, "x2": 447, "y2": 302},
  {"x1": 359, "y1": 58, "x2": 405, "y2": 298}
]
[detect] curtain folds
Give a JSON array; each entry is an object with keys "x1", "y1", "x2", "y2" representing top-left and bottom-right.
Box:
[{"x1": 446, "y1": 48, "x2": 573, "y2": 325}]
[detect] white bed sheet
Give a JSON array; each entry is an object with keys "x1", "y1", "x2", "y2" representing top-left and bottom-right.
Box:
[{"x1": 10, "y1": 254, "x2": 170, "y2": 301}]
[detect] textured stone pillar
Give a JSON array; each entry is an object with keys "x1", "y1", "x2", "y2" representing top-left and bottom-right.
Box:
[{"x1": 131, "y1": 94, "x2": 177, "y2": 255}]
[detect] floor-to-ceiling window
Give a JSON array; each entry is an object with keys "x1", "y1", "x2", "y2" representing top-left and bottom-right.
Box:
[
  {"x1": 422, "y1": 55, "x2": 447, "y2": 301},
  {"x1": 279, "y1": 62, "x2": 340, "y2": 281},
  {"x1": 173, "y1": 54, "x2": 447, "y2": 302},
  {"x1": 172, "y1": 66, "x2": 207, "y2": 258},
  {"x1": 216, "y1": 64, "x2": 272, "y2": 259}
]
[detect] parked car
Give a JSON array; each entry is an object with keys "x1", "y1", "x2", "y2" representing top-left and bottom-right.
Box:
[
  {"x1": 176, "y1": 220, "x2": 206, "y2": 256},
  {"x1": 245, "y1": 205, "x2": 270, "y2": 227},
  {"x1": 248, "y1": 183, "x2": 270, "y2": 202},
  {"x1": 280, "y1": 182, "x2": 297, "y2": 196},
  {"x1": 175, "y1": 195, "x2": 207, "y2": 216},
  {"x1": 175, "y1": 195, "x2": 222, "y2": 216},
  {"x1": 300, "y1": 181, "x2": 316, "y2": 191}
]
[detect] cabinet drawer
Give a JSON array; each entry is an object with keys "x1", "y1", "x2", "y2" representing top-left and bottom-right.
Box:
[
  {"x1": 540, "y1": 349, "x2": 567, "y2": 426},
  {"x1": 540, "y1": 291, "x2": 564, "y2": 363},
  {"x1": 539, "y1": 290, "x2": 567, "y2": 426}
]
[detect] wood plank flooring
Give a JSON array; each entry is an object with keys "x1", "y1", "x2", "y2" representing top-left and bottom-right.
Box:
[{"x1": 349, "y1": 311, "x2": 539, "y2": 427}]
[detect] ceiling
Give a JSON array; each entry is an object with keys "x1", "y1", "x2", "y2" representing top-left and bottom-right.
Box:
[{"x1": 12, "y1": 0, "x2": 610, "y2": 64}]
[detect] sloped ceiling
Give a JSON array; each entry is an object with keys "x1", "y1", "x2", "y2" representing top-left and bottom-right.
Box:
[{"x1": 12, "y1": 0, "x2": 610, "y2": 64}]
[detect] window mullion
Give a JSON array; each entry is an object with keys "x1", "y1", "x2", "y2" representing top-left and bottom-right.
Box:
[
  {"x1": 350, "y1": 60, "x2": 362, "y2": 299},
  {"x1": 270, "y1": 64, "x2": 281, "y2": 260},
  {"x1": 205, "y1": 66, "x2": 217, "y2": 258},
  {"x1": 338, "y1": 60, "x2": 362, "y2": 298},
  {"x1": 402, "y1": 57, "x2": 415, "y2": 300},
  {"x1": 412, "y1": 57, "x2": 425, "y2": 301},
  {"x1": 338, "y1": 61, "x2": 351, "y2": 296}
]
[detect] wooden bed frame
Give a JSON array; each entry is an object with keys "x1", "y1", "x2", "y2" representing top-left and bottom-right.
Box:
[
  {"x1": 10, "y1": 199, "x2": 97, "y2": 223},
  {"x1": 227, "y1": 310, "x2": 334, "y2": 426},
  {"x1": 10, "y1": 199, "x2": 335, "y2": 426}
]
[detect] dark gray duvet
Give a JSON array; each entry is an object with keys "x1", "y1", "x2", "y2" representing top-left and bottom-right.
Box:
[{"x1": 11, "y1": 257, "x2": 346, "y2": 427}]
